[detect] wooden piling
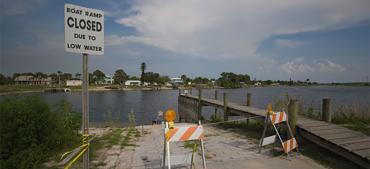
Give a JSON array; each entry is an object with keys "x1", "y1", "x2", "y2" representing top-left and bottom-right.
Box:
[
  {"x1": 247, "y1": 93, "x2": 252, "y2": 106},
  {"x1": 246, "y1": 93, "x2": 252, "y2": 125},
  {"x1": 198, "y1": 89, "x2": 202, "y2": 121},
  {"x1": 214, "y1": 90, "x2": 218, "y2": 118},
  {"x1": 322, "y1": 98, "x2": 332, "y2": 123},
  {"x1": 288, "y1": 99, "x2": 298, "y2": 134},
  {"x1": 223, "y1": 93, "x2": 229, "y2": 121}
]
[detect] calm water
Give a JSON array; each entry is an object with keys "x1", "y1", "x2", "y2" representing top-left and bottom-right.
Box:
[{"x1": 1, "y1": 86, "x2": 369, "y2": 125}]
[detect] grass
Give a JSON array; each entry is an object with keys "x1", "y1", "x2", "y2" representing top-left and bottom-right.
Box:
[
  {"x1": 183, "y1": 140, "x2": 198, "y2": 149},
  {"x1": 121, "y1": 127, "x2": 137, "y2": 148},
  {"x1": 89, "y1": 128, "x2": 124, "y2": 161},
  {"x1": 0, "y1": 84, "x2": 46, "y2": 93}
]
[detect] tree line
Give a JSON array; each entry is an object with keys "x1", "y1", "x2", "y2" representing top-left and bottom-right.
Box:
[{"x1": 0, "y1": 62, "x2": 319, "y2": 87}]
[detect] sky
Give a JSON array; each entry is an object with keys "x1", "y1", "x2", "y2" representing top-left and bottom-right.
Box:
[{"x1": 0, "y1": 0, "x2": 369, "y2": 83}]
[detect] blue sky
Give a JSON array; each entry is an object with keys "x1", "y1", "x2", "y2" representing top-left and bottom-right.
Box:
[{"x1": 0, "y1": 0, "x2": 369, "y2": 82}]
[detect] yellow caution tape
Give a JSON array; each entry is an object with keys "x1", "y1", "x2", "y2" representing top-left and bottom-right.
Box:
[{"x1": 61, "y1": 134, "x2": 90, "y2": 169}]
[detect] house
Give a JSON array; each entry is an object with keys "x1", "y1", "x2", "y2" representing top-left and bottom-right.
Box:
[
  {"x1": 66, "y1": 79, "x2": 82, "y2": 86},
  {"x1": 254, "y1": 82, "x2": 262, "y2": 86},
  {"x1": 14, "y1": 75, "x2": 51, "y2": 85},
  {"x1": 170, "y1": 77, "x2": 183, "y2": 84},
  {"x1": 125, "y1": 80, "x2": 141, "y2": 86},
  {"x1": 104, "y1": 75, "x2": 113, "y2": 84},
  {"x1": 94, "y1": 75, "x2": 114, "y2": 85}
]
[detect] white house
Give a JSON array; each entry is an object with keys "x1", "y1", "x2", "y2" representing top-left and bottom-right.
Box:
[
  {"x1": 66, "y1": 79, "x2": 82, "y2": 86},
  {"x1": 104, "y1": 75, "x2": 113, "y2": 84},
  {"x1": 125, "y1": 80, "x2": 141, "y2": 86},
  {"x1": 170, "y1": 77, "x2": 183, "y2": 84}
]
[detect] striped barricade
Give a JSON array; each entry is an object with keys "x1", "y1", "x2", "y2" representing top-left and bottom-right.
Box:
[
  {"x1": 259, "y1": 111, "x2": 299, "y2": 155},
  {"x1": 270, "y1": 111, "x2": 287, "y2": 124},
  {"x1": 165, "y1": 125, "x2": 204, "y2": 142},
  {"x1": 163, "y1": 121, "x2": 207, "y2": 169}
]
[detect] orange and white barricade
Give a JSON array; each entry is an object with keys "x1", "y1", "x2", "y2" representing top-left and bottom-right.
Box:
[
  {"x1": 258, "y1": 111, "x2": 299, "y2": 155},
  {"x1": 163, "y1": 121, "x2": 207, "y2": 169}
]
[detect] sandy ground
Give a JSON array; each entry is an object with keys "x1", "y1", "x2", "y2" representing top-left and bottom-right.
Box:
[{"x1": 90, "y1": 124, "x2": 327, "y2": 169}]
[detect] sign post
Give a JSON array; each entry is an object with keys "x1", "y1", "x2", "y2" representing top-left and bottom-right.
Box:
[{"x1": 65, "y1": 3, "x2": 104, "y2": 169}]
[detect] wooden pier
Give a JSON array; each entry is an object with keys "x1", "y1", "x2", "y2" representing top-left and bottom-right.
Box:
[{"x1": 178, "y1": 90, "x2": 370, "y2": 169}]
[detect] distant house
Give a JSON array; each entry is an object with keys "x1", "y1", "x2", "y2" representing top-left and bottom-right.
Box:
[
  {"x1": 254, "y1": 82, "x2": 262, "y2": 86},
  {"x1": 125, "y1": 80, "x2": 141, "y2": 86},
  {"x1": 94, "y1": 75, "x2": 114, "y2": 85},
  {"x1": 14, "y1": 75, "x2": 51, "y2": 85},
  {"x1": 66, "y1": 79, "x2": 82, "y2": 86},
  {"x1": 170, "y1": 77, "x2": 183, "y2": 84},
  {"x1": 104, "y1": 75, "x2": 113, "y2": 84}
]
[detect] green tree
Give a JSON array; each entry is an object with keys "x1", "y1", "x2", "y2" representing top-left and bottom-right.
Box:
[
  {"x1": 140, "y1": 62, "x2": 146, "y2": 85},
  {"x1": 129, "y1": 76, "x2": 140, "y2": 80},
  {"x1": 144, "y1": 72, "x2": 160, "y2": 84},
  {"x1": 113, "y1": 69, "x2": 128, "y2": 84},
  {"x1": 34, "y1": 72, "x2": 47, "y2": 78},
  {"x1": 93, "y1": 69, "x2": 106, "y2": 84},
  {"x1": 0, "y1": 97, "x2": 81, "y2": 169},
  {"x1": 193, "y1": 77, "x2": 210, "y2": 84},
  {"x1": 75, "y1": 73, "x2": 81, "y2": 79},
  {"x1": 159, "y1": 76, "x2": 171, "y2": 85},
  {"x1": 218, "y1": 72, "x2": 250, "y2": 88},
  {"x1": 48, "y1": 73, "x2": 58, "y2": 84},
  {"x1": 0, "y1": 74, "x2": 12, "y2": 85}
]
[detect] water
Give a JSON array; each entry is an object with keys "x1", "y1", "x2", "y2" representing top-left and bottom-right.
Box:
[{"x1": 1, "y1": 86, "x2": 369, "y2": 125}]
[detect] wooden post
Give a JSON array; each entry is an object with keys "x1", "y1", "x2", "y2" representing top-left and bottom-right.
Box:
[
  {"x1": 247, "y1": 93, "x2": 252, "y2": 106},
  {"x1": 246, "y1": 93, "x2": 252, "y2": 125},
  {"x1": 288, "y1": 99, "x2": 298, "y2": 134},
  {"x1": 223, "y1": 93, "x2": 229, "y2": 121},
  {"x1": 322, "y1": 98, "x2": 332, "y2": 123},
  {"x1": 82, "y1": 53, "x2": 89, "y2": 169},
  {"x1": 198, "y1": 89, "x2": 202, "y2": 121},
  {"x1": 214, "y1": 90, "x2": 218, "y2": 118}
]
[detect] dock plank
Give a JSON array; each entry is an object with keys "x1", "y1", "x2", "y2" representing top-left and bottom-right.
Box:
[
  {"x1": 354, "y1": 149, "x2": 370, "y2": 158},
  {"x1": 343, "y1": 142, "x2": 370, "y2": 151}
]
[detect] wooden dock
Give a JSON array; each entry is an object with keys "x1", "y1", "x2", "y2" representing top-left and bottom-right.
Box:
[{"x1": 178, "y1": 93, "x2": 370, "y2": 169}]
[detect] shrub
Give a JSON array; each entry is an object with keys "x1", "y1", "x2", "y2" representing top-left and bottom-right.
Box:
[{"x1": 0, "y1": 97, "x2": 81, "y2": 169}]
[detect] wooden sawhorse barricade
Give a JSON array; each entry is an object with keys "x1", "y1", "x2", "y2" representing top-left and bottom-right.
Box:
[
  {"x1": 163, "y1": 121, "x2": 207, "y2": 169},
  {"x1": 259, "y1": 111, "x2": 299, "y2": 155}
]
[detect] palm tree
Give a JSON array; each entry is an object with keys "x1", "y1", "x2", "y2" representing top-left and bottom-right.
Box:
[
  {"x1": 57, "y1": 71, "x2": 62, "y2": 86},
  {"x1": 140, "y1": 62, "x2": 146, "y2": 85},
  {"x1": 75, "y1": 73, "x2": 81, "y2": 80}
]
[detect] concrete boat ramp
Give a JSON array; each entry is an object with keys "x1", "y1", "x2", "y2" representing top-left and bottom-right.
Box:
[{"x1": 96, "y1": 124, "x2": 326, "y2": 169}]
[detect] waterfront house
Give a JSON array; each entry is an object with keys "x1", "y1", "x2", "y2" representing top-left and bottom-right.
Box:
[
  {"x1": 125, "y1": 80, "x2": 141, "y2": 86},
  {"x1": 66, "y1": 79, "x2": 82, "y2": 86},
  {"x1": 170, "y1": 77, "x2": 183, "y2": 84},
  {"x1": 14, "y1": 75, "x2": 51, "y2": 85},
  {"x1": 104, "y1": 75, "x2": 113, "y2": 84}
]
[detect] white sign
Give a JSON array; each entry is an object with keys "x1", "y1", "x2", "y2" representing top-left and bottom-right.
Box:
[{"x1": 65, "y1": 4, "x2": 104, "y2": 55}]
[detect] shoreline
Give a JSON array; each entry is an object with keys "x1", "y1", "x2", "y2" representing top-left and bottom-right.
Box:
[{"x1": 1, "y1": 85, "x2": 369, "y2": 96}]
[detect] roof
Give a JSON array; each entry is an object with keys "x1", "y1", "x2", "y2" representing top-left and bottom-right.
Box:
[{"x1": 14, "y1": 75, "x2": 51, "y2": 82}]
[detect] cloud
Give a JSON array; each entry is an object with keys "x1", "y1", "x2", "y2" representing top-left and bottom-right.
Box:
[
  {"x1": 279, "y1": 58, "x2": 347, "y2": 74},
  {"x1": 316, "y1": 59, "x2": 347, "y2": 72},
  {"x1": 274, "y1": 39, "x2": 304, "y2": 48},
  {"x1": 279, "y1": 57, "x2": 314, "y2": 74},
  {"x1": 113, "y1": 0, "x2": 369, "y2": 59},
  {"x1": 106, "y1": 35, "x2": 154, "y2": 46}
]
